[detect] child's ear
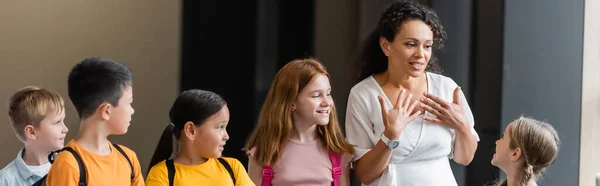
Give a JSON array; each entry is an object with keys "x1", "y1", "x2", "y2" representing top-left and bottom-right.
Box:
[
  {"x1": 98, "y1": 102, "x2": 111, "y2": 121},
  {"x1": 24, "y1": 125, "x2": 37, "y2": 140},
  {"x1": 511, "y1": 147, "x2": 522, "y2": 162},
  {"x1": 183, "y1": 121, "x2": 196, "y2": 143}
]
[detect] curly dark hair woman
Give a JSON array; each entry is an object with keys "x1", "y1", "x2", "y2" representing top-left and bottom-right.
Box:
[
  {"x1": 345, "y1": 0, "x2": 480, "y2": 185},
  {"x1": 354, "y1": 0, "x2": 447, "y2": 83}
]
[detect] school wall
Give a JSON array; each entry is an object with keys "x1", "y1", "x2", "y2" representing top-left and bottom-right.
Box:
[{"x1": 0, "y1": 0, "x2": 180, "y2": 176}]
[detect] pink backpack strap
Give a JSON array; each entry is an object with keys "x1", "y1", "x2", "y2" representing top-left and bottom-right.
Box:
[
  {"x1": 329, "y1": 151, "x2": 342, "y2": 186},
  {"x1": 262, "y1": 165, "x2": 274, "y2": 186}
]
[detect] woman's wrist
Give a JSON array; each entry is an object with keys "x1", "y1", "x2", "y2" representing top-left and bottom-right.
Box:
[{"x1": 383, "y1": 128, "x2": 402, "y2": 139}]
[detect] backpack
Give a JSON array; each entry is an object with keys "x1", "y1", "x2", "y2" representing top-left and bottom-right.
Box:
[
  {"x1": 31, "y1": 143, "x2": 135, "y2": 186},
  {"x1": 261, "y1": 151, "x2": 342, "y2": 186},
  {"x1": 165, "y1": 158, "x2": 236, "y2": 186}
]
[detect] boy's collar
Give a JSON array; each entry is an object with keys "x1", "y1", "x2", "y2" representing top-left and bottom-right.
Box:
[{"x1": 15, "y1": 148, "x2": 36, "y2": 181}]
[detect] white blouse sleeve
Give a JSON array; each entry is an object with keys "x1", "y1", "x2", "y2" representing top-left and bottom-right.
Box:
[
  {"x1": 345, "y1": 89, "x2": 378, "y2": 162},
  {"x1": 447, "y1": 79, "x2": 480, "y2": 159},
  {"x1": 459, "y1": 88, "x2": 479, "y2": 142}
]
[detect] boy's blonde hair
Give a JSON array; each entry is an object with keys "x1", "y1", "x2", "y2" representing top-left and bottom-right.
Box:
[{"x1": 8, "y1": 86, "x2": 65, "y2": 142}]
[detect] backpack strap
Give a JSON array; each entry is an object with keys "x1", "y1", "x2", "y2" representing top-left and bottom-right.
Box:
[
  {"x1": 259, "y1": 152, "x2": 340, "y2": 186},
  {"x1": 32, "y1": 147, "x2": 87, "y2": 186},
  {"x1": 261, "y1": 165, "x2": 273, "y2": 186},
  {"x1": 217, "y1": 158, "x2": 236, "y2": 185},
  {"x1": 166, "y1": 158, "x2": 235, "y2": 186},
  {"x1": 329, "y1": 151, "x2": 342, "y2": 186},
  {"x1": 165, "y1": 159, "x2": 175, "y2": 186},
  {"x1": 111, "y1": 143, "x2": 135, "y2": 181},
  {"x1": 54, "y1": 147, "x2": 87, "y2": 186}
]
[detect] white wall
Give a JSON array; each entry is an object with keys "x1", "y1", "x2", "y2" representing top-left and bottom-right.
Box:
[{"x1": 579, "y1": 0, "x2": 600, "y2": 185}]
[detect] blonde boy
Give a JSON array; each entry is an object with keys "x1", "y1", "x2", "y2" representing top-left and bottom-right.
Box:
[{"x1": 0, "y1": 86, "x2": 68, "y2": 186}]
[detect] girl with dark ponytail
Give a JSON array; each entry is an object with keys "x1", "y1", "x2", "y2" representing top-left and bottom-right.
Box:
[{"x1": 146, "y1": 89, "x2": 253, "y2": 186}]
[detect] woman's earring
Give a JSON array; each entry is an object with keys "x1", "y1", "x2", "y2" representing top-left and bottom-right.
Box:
[{"x1": 292, "y1": 104, "x2": 296, "y2": 111}]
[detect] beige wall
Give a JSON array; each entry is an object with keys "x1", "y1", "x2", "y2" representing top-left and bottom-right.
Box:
[
  {"x1": 579, "y1": 0, "x2": 600, "y2": 185},
  {"x1": 0, "y1": 0, "x2": 180, "y2": 176}
]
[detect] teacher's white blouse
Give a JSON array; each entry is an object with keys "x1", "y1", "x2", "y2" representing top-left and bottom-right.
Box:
[{"x1": 345, "y1": 72, "x2": 480, "y2": 186}]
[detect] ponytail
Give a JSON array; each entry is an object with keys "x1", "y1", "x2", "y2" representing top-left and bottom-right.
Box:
[
  {"x1": 148, "y1": 124, "x2": 177, "y2": 174},
  {"x1": 520, "y1": 164, "x2": 534, "y2": 186},
  {"x1": 492, "y1": 164, "x2": 536, "y2": 186}
]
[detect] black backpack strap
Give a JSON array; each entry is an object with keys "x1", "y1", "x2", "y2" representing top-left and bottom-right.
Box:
[
  {"x1": 217, "y1": 158, "x2": 236, "y2": 185},
  {"x1": 60, "y1": 147, "x2": 87, "y2": 186},
  {"x1": 111, "y1": 143, "x2": 135, "y2": 181},
  {"x1": 32, "y1": 147, "x2": 87, "y2": 186},
  {"x1": 31, "y1": 175, "x2": 47, "y2": 186},
  {"x1": 165, "y1": 159, "x2": 175, "y2": 186}
]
